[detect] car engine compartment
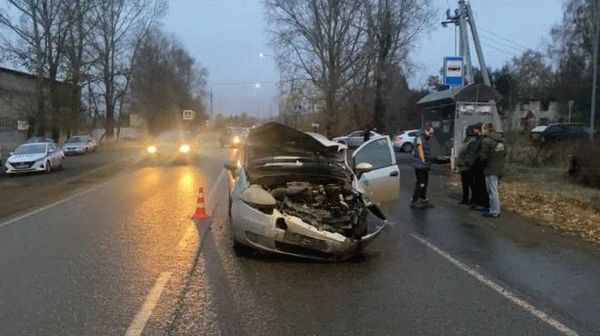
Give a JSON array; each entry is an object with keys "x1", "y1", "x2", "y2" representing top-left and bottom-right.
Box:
[{"x1": 264, "y1": 180, "x2": 368, "y2": 239}]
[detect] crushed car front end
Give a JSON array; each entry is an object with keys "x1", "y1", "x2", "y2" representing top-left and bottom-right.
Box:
[{"x1": 228, "y1": 123, "x2": 386, "y2": 261}]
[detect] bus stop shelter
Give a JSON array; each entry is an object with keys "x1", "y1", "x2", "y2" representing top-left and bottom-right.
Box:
[{"x1": 416, "y1": 84, "x2": 502, "y2": 167}]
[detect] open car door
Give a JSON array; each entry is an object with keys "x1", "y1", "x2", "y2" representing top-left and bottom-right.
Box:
[{"x1": 352, "y1": 136, "x2": 400, "y2": 203}]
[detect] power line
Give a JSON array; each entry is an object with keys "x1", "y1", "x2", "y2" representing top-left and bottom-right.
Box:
[
  {"x1": 479, "y1": 32, "x2": 529, "y2": 54},
  {"x1": 477, "y1": 25, "x2": 532, "y2": 51},
  {"x1": 480, "y1": 40, "x2": 520, "y2": 58}
]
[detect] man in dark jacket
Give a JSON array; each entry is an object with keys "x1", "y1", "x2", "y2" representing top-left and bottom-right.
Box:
[
  {"x1": 479, "y1": 123, "x2": 506, "y2": 218},
  {"x1": 457, "y1": 125, "x2": 477, "y2": 204},
  {"x1": 469, "y1": 123, "x2": 490, "y2": 211},
  {"x1": 363, "y1": 127, "x2": 372, "y2": 143},
  {"x1": 411, "y1": 126, "x2": 435, "y2": 209}
]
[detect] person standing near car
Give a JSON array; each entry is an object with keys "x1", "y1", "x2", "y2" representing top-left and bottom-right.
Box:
[
  {"x1": 479, "y1": 123, "x2": 506, "y2": 218},
  {"x1": 363, "y1": 126, "x2": 372, "y2": 143},
  {"x1": 411, "y1": 126, "x2": 435, "y2": 209},
  {"x1": 457, "y1": 125, "x2": 477, "y2": 205}
]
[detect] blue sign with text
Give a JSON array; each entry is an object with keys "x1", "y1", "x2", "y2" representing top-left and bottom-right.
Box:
[{"x1": 443, "y1": 56, "x2": 464, "y2": 86}]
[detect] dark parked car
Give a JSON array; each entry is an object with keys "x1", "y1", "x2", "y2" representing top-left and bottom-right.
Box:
[{"x1": 530, "y1": 123, "x2": 588, "y2": 143}]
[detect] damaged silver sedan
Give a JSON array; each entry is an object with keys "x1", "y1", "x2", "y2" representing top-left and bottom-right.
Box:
[{"x1": 224, "y1": 122, "x2": 400, "y2": 261}]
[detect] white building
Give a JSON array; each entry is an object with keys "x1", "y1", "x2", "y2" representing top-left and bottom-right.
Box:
[{"x1": 505, "y1": 100, "x2": 560, "y2": 131}]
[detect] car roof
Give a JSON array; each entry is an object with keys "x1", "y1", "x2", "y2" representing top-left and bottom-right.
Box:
[
  {"x1": 548, "y1": 123, "x2": 584, "y2": 126},
  {"x1": 20, "y1": 142, "x2": 49, "y2": 146}
]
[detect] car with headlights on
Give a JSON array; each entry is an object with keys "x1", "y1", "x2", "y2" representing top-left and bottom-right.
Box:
[
  {"x1": 219, "y1": 127, "x2": 248, "y2": 148},
  {"x1": 224, "y1": 122, "x2": 400, "y2": 261},
  {"x1": 145, "y1": 130, "x2": 195, "y2": 161},
  {"x1": 63, "y1": 135, "x2": 97, "y2": 155},
  {"x1": 4, "y1": 142, "x2": 64, "y2": 175}
]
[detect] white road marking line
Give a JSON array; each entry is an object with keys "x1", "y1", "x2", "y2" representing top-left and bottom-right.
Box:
[
  {"x1": 176, "y1": 224, "x2": 196, "y2": 251},
  {"x1": 0, "y1": 157, "x2": 138, "y2": 229},
  {"x1": 0, "y1": 179, "x2": 113, "y2": 229},
  {"x1": 411, "y1": 234, "x2": 579, "y2": 336},
  {"x1": 125, "y1": 272, "x2": 172, "y2": 336}
]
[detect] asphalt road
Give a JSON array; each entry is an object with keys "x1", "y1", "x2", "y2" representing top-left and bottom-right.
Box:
[{"x1": 1, "y1": 140, "x2": 599, "y2": 335}]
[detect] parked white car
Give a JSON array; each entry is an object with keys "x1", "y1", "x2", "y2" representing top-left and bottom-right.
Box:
[
  {"x1": 332, "y1": 130, "x2": 382, "y2": 148},
  {"x1": 224, "y1": 122, "x2": 400, "y2": 261},
  {"x1": 4, "y1": 142, "x2": 65, "y2": 175},
  {"x1": 63, "y1": 135, "x2": 97, "y2": 155},
  {"x1": 392, "y1": 129, "x2": 419, "y2": 152}
]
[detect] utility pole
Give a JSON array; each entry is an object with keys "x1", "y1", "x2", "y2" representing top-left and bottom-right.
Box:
[
  {"x1": 465, "y1": 2, "x2": 491, "y2": 86},
  {"x1": 442, "y1": 1, "x2": 491, "y2": 86},
  {"x1": 591, "y1": 0, "x2": 599, "y2": 139},
  {"x1": 569, "y1": 100, "x2": 574, "y2": 123},
  {"x1": 458, "y1": 1, "x2": 474, "y2": 84}
]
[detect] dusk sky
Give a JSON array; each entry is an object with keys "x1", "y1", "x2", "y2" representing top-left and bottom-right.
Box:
[{"x1": 163, "y1": 0, "x2": 564, "y2": 117}]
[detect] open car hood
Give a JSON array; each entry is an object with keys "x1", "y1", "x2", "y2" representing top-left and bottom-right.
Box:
[{"x1": 246, "y1": 122, "x2": 346, "y2": 159}]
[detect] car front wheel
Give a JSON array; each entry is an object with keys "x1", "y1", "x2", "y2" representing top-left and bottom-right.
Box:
[{"x1": 45, "y1": 161, "x2": 52, "y2": 173}]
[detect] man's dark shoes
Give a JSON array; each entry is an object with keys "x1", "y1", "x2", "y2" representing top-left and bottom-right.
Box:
[
  {"x1": 482, "y1": 212, "x2": 500, "y2": 218},
  {"x1": 411, "y1": 199, "x2": 433, "y2": 209},
  {"x1": 410, "y1": 201, "x2": 425, "y2": 209}
]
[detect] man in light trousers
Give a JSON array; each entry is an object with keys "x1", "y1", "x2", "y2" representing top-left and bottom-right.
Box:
[{"x1": 479, "y1": 123, "x2": 506, "y2": 218}]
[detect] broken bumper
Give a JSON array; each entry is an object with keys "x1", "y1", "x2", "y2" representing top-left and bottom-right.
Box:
[{"x1": 232, "y1": 201, "x2": 385, "y2": 261}]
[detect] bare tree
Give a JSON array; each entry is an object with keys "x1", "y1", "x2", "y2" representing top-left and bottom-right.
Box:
[
  {"x1": 129, "y1": 28, "x2": 208, "y2": 134},
  {"x1": 265, "y1": 0, "x2": 370, "y2": 135},
  {"x1": 89, "y1": 0, "x2": 164, "y2": 138},
  {"x1": 365, "y1": 0, "x2": 433, "y2": 131},
  {"x1": 62, "y1": 0, "x2": 100, "y2": 136},
  {"x1": 0, "y1": 0, "x2": 78, "y2": 137}
]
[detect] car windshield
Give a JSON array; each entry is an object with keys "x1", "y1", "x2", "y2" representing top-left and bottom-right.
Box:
[
  {"x1": 156, "y1": 131, "x2": 192, "y2": 141},
  {"x1": 14, "y1": 144, "x2": 46, "y2": 155},
  {"x1": 227, "y1": 128, "x2": 247, "y2": 136},
  {"x1": 66, "y1": 136, "x2": 87, "y2": 143}
]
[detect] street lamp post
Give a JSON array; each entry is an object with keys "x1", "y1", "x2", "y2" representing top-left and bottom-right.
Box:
[{"x1": 259, "y1": 52, "x2": 286, "y2": 122}]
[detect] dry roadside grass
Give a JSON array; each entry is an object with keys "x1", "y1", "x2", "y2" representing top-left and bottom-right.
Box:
[{"x1": 447, "y1": 165, "x2": 600, "y2": 245}]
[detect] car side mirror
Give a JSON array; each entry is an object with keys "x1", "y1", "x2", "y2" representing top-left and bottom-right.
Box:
[
  {"x1": 355, "y1": 162, "x2": 373, "y2": 178},
  {"x1": 48, "y1": 149, "x2": 55, "y2": 153},
  {"x1": 9, "y1": 152, "x2": 14, "y2": 156},
  {"x1": 224, "y1": 160, "x2": 237, "y2": 171}
]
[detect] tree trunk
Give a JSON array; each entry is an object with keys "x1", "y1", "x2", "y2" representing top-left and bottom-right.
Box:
[
  {"x1": 373, "y1": 70, "x2": 385, "y2": 131},
  {"x1": 325, "y1": 87, "x2": 337, "y2": 137}
]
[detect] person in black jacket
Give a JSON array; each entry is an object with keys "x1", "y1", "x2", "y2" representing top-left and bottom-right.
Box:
[
  {"x1": 363, "y1": 127, "x2": 372, "y2": 143},
  {"x1": 410, "y1": 126, "x2": 435, "y2": 209},
  {"x1": 469, "y1": 123, "x2": 490, "y2": 211},
  {"x1": 456, "y1": 125, "x2": 478, "y2": 205},
  {"x1": 479, "y1": 123, "x2": 506, "y2": 218}
]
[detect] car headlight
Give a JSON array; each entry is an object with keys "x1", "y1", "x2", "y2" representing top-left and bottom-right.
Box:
[
  {"x1": 147, "y1": 145, "x2": 157, "y2": 154},
  {"x1": 233, "y1": 136, "x2": 240, "y2": 144},
  {"x1": 179, "y1": 144, "x2": 191, "y2": 153}
]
